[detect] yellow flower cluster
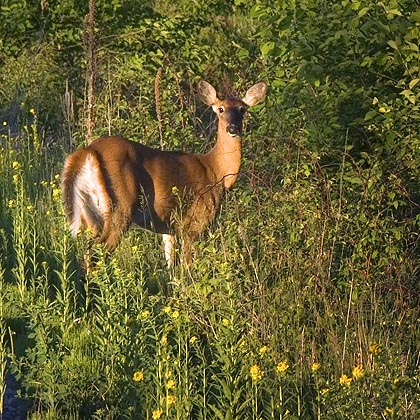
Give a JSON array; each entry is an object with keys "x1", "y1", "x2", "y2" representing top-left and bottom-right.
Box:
[
  {"x1": 383, "y1": 407, "x2": 394, "y2": 417},
  {"x1": 152, "y1": 409, "x2": 162, "y2": 419},
  {"x1": 259, "y1": 346, "x2": 268, "y2": 356},
  {"x1": 189, "y1": 336, "x2": 198, "y2": 345},
  {"x1": 340, "y1": 374, "x2": 352, "y2": 387},
  {"x1": 166, "y1": 379, "x2": 176, "y2": 390},
  {"x1": 352, "y1": 365, "x2": 365, "y2": 380},
  {"x1": 162, "y1": 305, "x2": 180, "y2": 319},
  {"x1": 133, "y1": 371, "x2": 144, "y2": 382},
  {"x1": 250, "y1": 364, "x2": 263, "y2": 382},
  {"x1": 369, "y1": 342, "x2": 382, "y2": 355},
  {"x1": 276, "y1": 361, "x2": 289, "y2": 374},
  {"x1": 172, "y1": 310, "x2": 180, "y2": 319},
  {"x1": 140, "y1": 310, "x2": 150, "y2": 320},
  {"x1": 311, "y1": 362, "x2": 321, "y2": 373},
  {"x1": 166, "y1": 395, "x2": 176, "y2": 405},
  {"x1": 339, "y1": 364, "x2": 365, "y2": 386}
]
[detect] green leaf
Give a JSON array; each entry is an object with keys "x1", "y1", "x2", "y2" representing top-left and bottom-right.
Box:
[
  {"x1": 409, "y1": 78, "x2": 420, "y2": 89},
  {"x1": 411, "y1": 11, "x2": 420, "y2": 22},
  {"x1": 365, "y1": 110, "x2": 377, "y2": 120},
  {"x1": 387, "y1": 40, "x2": 398, "y2": 49},
  {"x1": 236, "y1": 48, "x2": 249, "y2": 59},
  {"x1": 387, "y1": 9, "x2": 402, "y2": 16},
  {"x1": 260, "y1": 41, "x2": 275, "y2": 57},
  {"x1": 358, "y1": 7, "x2": 370, "y2": 17}
]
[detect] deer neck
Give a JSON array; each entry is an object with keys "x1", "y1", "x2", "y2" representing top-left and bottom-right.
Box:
[{"x1": 205, "y1": 119, "x2": 242, "y2": 189}]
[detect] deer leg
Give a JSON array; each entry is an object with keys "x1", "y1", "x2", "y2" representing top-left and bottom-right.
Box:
[
  {"x1": 179, "y1": 194, "x2": 219, "y2": 264},
  {"x1": 162, "y1": 234, "x2": 175, "y2": 268},
  {"x1": 98, "y1": 208, "x2": 132, "y2": 252},
  {"x1": 180, "y1": 216, "x2": 207, "y2": 265}
]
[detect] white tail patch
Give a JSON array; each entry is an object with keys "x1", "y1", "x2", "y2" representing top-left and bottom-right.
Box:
[{"x1": 68, "y1": 153, "x2": 110, "y2": 236}]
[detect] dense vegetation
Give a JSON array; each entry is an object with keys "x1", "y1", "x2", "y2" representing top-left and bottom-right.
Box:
[{"x1": 1, "y1": 0, "x2": 420, "y2": 418}]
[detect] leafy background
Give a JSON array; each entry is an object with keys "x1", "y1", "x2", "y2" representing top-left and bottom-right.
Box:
[{"x1": 1, "y1": 0, "x2": 420, "y2": 419}]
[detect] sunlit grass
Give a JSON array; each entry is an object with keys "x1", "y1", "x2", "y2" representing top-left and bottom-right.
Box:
[{"x1": 1, "y1": 122, "x2": 420, "y2": 419}]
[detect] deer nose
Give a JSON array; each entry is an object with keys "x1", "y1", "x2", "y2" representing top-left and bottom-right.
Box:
[{"x1": 226, "y1": 124, "x2": 241, "y2": 136}]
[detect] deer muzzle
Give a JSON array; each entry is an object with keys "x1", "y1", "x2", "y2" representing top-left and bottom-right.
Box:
[{"x1": 226, "y1": 124, "x2": 241, "y2": 137}]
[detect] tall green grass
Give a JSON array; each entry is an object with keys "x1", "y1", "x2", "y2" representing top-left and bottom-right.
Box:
[{"x1": 1, "y1": 110, "x2": 420, "y2": 420}]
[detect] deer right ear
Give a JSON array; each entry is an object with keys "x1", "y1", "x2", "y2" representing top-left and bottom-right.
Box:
[
  {"x1": 242, "y1": 81, "x2": 267, "y2": 107},
  {"x1": 198, "y1": 80, "x2": 218, "y2": 106}
]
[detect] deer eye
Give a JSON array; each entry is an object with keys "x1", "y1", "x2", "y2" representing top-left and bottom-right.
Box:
[
  {"x1": 218, "y1": 106, "x2": 225, "y2": 114},
  {"x1": 239, "y1": 106, "x2": 247, "y2": 114}
]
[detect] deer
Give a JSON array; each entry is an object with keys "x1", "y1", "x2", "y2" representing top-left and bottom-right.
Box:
[{"x1": 61, "y1": 80, "x2": 267, "y2": 268}]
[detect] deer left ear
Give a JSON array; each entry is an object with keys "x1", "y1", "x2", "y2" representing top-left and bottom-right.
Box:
[
  {"x1": 242, "y1": 82, "x2": 267, "y2": 107},
  {"x1": 198, "y1": 80, "x2": 219, "y2": 106}
]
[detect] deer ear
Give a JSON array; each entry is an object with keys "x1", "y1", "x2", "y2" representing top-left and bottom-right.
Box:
[
  {"x1": 242, "y1": 82, "x2": 267, "y2": 107},
  {"x1": 198, "y1": 80, "x2": 218, "y2": 106}
]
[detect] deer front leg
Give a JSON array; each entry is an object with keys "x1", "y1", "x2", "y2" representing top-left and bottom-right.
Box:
[
  {"x1": 162, "y1": 234, "x2": 175, "y2": 268},
  {"x1": 179, "y1": 198, "x2": 219, "y2": 264}
]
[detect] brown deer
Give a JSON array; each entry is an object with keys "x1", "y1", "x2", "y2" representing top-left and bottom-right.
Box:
[{"x1": 61, "y1": 80, "x2": 267, "y2": 267}]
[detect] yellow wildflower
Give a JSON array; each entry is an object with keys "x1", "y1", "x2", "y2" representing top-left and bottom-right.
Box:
[
  {"x1": 140, "y1": 310, "x2": 150, "y2": 319},
  {"x1": 152, "y1": 409, "x2": 162, "y2": 419},
  {"x1": 369, "y1": 342, "x2": 382, "y2": 355},
  {"x1": 321, "y1": 388, "x2": 330, "y2": 397},
  {"x1": 340, "y1": 374, "x2": 352, "y2": 387},
  {"x1": 29, "y1": 108, "x2": 35, "y2": 115},
  {"x1": 276, "y1": 361, "x2": 289, "y2": 374},
  {"x1": 12, "y1": 161, "x2": 20, "y2": 169},
  {"x1": 189, "y1": 336, "x2": 198, "y2": 344},
  {"x1": 172, "y1": 310, "x2": 180, "y2": 319},
  {"x1": 250, "y1": 364, "x2": 263, "y2": 382},
  {"x1": 259, "y1": 346, "x2": 268, "y2": 356},
  {"x1": 8, "y1": 200, "x2": 14, "y2": 208},
  {"x1": 52, "y1": 188, "x2": 61, "y2": 199},
  {"x1": 2, "y1": 121, "x2": 7, "y2": 126},
  {"x1": 383, "y1": 407, "x2": 394, "y2": 416},
  {"x1": 13, "y1": 174, "x2": 19, "y2": 183},
  {"x1": 352, "y1": 365, "x2": 365, "y2": 380},
  {"x1": 163, "y1": 306, "x2": 171, "y2": 314},
  {"x1": 133, "y1": 371, "x2": 144, "y2": 382},
  {"x1": 222, "y1": 318, "x2": 230, "y2": 326},
  {"x1": 311, "y1": 362, "x2": 321, "y2": 373},
  {"x1": 166, "y1": 379, "x2": 176, "y2": 389},
  {"x1": 166, "y1": 395, "x2": 176, "y2": 405}
]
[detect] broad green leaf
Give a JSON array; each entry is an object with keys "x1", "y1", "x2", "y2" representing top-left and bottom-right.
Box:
[
  {"x1": 409, "y1": 78, "x2": 420, "y2": 89},
  {"x1": 387, "y1": 40, "x2": 398, "y2": 49},
  {"x1": 260, "y1": 41, "x2": 275, "y2": 57},
  {"x1": 358, "y1": 7, "x2": 370, "y2": 17},
  {"x1": 387, "y1": 9, "x2": 402, "y2": 16},
  {"x1": 411, "y1": 11, "x2": 420, "y2": 22}
]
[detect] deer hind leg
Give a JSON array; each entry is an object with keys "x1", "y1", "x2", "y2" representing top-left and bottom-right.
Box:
[
  {"x1": 94, "y1": 207, "x2": 132, "y2": 252},
  {"x1": 95, "y1": 164, "x2": 139, "y2": 252}
]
